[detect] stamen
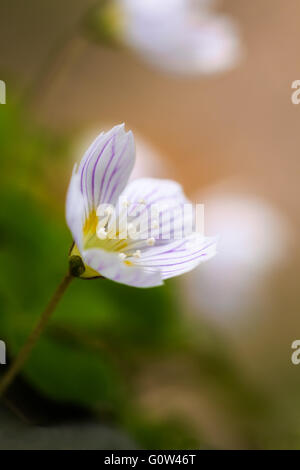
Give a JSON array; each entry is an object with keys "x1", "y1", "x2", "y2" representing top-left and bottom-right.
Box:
[
  {"x1": 146, "y1": 237, "x2": 155, "y2": 246},
  {"x1": 127, "y1": 222, "x2": 136, "y2": 237},
  {"x1": 138, "y1": 198, "x2": 146, "y2": 204},
  {"x1": 97, "y1": 227, "x2": 107, "y2": 239},
  {"x1": 133, "y1": 250, "x2": 141, "y2": 258},
  {"x1": 151, "y1": 220, "x2": 158, "y2": 229},
  {"x1": 119, "y1": 252, "x2": 127, "y2": 260}
]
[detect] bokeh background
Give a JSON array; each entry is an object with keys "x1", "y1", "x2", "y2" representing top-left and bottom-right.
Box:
[{"x1": 0, "y1": 0, "x2": 300, "y2": 449}]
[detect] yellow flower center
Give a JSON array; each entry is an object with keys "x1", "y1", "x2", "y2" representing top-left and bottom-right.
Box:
[{"x1": 83, "y1": 209, "x2": 98, "y2": 238}]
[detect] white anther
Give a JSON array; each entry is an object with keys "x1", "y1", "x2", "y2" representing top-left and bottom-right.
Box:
[
  {"x1": 138, "y1": 199, "x2": 146, "y2": 204},
  {"x1": 119, "y1": 252, "x2": 127, "y2": 260},
  {"x1": 133, "y1": 250, "x2": 141, "y2": 258},
  {"x1": 97, "y1": 227, "x2": 107, "y2": 239},
  {"x1": 146, "y1": 237, "x2": 155, "y2": 246},
  {"x1": 151, "y1": 220, "x2": 158, "y2": 229}
]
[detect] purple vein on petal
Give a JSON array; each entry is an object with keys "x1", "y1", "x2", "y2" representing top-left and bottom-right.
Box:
[
  {"x1": 140, "y1": 243, "x2": 215, "y2": 267},
  {"x1": 141, "y1": 239, "x2": 187, "y2": 259},
  {"x1": 80, "y1": 134, "x2": 102, "y2": 194},
  {"x1": 97, "y1": 133, "x2": 116, "y2": 206},
  {"x1": 127, "y1": 185, "x2": 160, "y2": 216},
  {"x1": 130, "y1": 191, "x2": 181, "y2": 220},
  {"x1": 91, "y1": 134, "x2": 115, "y2": 207},
  {"x1": 105, "y1": 136, "x2": 130, "y2": 203}
]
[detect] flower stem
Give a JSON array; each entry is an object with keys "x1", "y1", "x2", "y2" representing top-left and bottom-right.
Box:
[{"x1": 0, "y1": 272, "x2": 73, "y2": 398}]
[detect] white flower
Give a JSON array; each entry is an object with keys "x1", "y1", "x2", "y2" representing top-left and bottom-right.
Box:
[
  {"x1": 117, "y1": 0, "x2": 241, "y2": 75},
  {"x1": 66, "y1": 124, "x2": 216, "y2": 287}
]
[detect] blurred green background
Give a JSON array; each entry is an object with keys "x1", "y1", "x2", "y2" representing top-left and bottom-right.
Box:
[{"x1": 0, "y1": 0, "x2": 300, "y2": 449}]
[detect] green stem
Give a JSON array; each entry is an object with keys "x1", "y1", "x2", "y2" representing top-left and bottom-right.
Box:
[{"x1": 0, "y1": 272, "x2": 73, "y2": 398}]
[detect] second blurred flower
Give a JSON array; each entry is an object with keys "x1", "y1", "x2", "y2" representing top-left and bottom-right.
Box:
[{"x1": 86, "y1": 0, "x2": 242, "y2": 75}]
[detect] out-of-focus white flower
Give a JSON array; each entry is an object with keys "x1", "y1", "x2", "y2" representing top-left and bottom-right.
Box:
[
  {"x1": 66, "y1": 124, "x2": 216, "y2": 287},
  {"x1": 183, "y1": 184, "x2": 292, "y2": 321},
  {"x1": 117, "y1": 0, "x2": 241, "y2": 75}
]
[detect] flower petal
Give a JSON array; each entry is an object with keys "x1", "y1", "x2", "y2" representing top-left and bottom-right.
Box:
[
  {"x1": 65, "y1": 166, "x2": 85, "y2": 250},
  {"x1": 82, "y1": 248, "x2": 163, "y2": 288},
  {"x1": 188, "y1": 16, "x2": 241, "y2": 75},
  {"x1": 120, "y1": 0, "x2": 241, "y2": 75},
  {"x1": 78, "y1": 124, "x2": 135, "y2": 213},
  {"x1": 135, "y1": 235, "x2": 217, "y2": 279},
  {"x1": 120, "y1": 177, "x2": 192, "y2": 244}
]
